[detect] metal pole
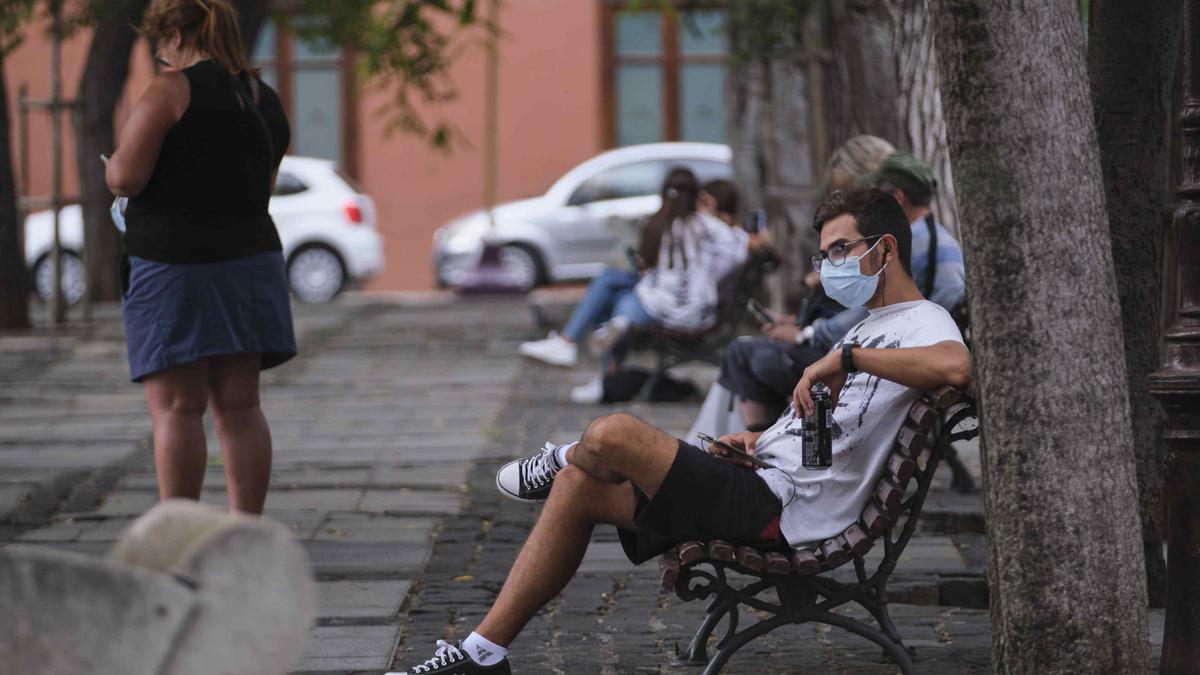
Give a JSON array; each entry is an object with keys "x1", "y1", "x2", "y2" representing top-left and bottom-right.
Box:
[
  {"x1": 48, "y1": 0, "x2": 65, "y2": 326},
  {"x1": 71, "y1": 105, "x2": 91, "y2": 323},
  {"x1": 454, "y1": 0, "x2": 525, "y2": 296},
  {"x1": 483, "y1": 0, "x2": 499, "y2": 232},
  {"x1": 16, "y1": 83, "x2": 29, "y2": 259},
  {"x1": 17, "y1": 83, "x2": 29, "y2": 199},
  {"x1": 1149, "y1": 0, "x2": 1200, "y2": 672}
]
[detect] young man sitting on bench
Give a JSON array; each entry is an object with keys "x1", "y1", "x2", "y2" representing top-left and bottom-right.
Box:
[{"x1": 388, "y1": 187, "x2": 972, "y2": 675}]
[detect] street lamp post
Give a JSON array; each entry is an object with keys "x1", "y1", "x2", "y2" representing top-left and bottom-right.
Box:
[{"x1": 1149, "y1": 0, "x2": 1200, "y2": 672}]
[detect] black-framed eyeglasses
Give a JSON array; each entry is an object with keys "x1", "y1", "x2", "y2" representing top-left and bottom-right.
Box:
[{"x1": 810, "y1": 235, "x2": 883, "y2": 271}]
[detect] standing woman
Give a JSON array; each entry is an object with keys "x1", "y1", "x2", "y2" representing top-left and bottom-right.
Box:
[{"x1": 107, "y1": 0, "x2": 293, "y2": 514}]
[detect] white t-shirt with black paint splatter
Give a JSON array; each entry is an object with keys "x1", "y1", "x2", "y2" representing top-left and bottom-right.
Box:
[{"x1": 753, "y1": 299, "x2": 964, "y2": 547}]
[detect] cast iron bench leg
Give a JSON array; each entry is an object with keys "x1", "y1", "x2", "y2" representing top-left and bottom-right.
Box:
[
  {"x1": 702, "y1": 614, "x2": 793, "y2": 675},
  {"x1": 673, "y1": 599, "x2": 727, "y2": 666}
]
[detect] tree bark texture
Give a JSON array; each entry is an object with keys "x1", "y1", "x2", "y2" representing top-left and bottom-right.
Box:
[
  {"x1": 893, "y1": 0, "x2": 961, "y2": 238},
  {"x1": 826, "y1": 0, "x2": 903, "y2": 148},
  {"x1": 0, "y1": 56, "x2": 31, "y2": 330},
  {"x1": 1087, "y1": 0, "x2": 1182, "y2": 609},
  {"x1": 726, "y1": 55, "x2": 821, "y2": 310},
  {"x1": 74, "y1": 0, "x2": 147, "y2": 304},
  {"x1": 931, "y1": 0, "x2": 1150, "y2": 671}
]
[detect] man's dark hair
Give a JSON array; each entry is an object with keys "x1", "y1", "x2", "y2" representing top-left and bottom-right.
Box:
[
  {"x1": 702, "y1": 179, "x2": 739, "y2": 218},
  {"x1": 812, "y1": 188, "x2": 912, "y2": 275}
]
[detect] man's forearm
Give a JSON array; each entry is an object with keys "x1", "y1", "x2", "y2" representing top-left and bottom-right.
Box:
[{"x1": 850, "y1": 342, "x2": 971, "y2": 391}]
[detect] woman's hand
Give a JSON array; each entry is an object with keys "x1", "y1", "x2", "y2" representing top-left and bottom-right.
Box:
[{"x1": 792, "y1": 349, "x2": 847, "y2": 418}]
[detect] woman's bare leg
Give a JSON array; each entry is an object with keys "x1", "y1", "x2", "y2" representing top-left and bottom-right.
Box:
[
  {"x1": 143, "y1": 361, "x2": 211, "y2": 501},
  {"x1": 209, "y1": 353, "x2": 272, "y2": 514}
]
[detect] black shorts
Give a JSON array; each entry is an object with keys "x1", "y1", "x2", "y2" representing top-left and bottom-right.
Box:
[{"x1": 618, "y1": 441, "x2": 784, "y2": 564}]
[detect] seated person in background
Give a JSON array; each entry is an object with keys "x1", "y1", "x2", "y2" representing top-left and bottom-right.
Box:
[
  {"x1": 518, "y1": 174, "x2": 748, "y2": 370},
  {"x1": 858, "y1": 152, "x2": 966, "y2": 313},
  {"x1": 720, "y1": 151, "x2": 967, "y2": 430},
  {"x1": 519, "y1": 169, "x2": 752, "y2": 403},
  {"x1": 386, "y1": 187, "x2": 971, "y2": 675}
]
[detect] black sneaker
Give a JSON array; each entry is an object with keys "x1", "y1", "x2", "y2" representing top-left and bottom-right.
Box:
[
  {"x1": 495, "y1": 441, "x2": 569, "y2": 502},
  {"x1": 387, "y1": 640, "x2": 511, "y2": 675}
]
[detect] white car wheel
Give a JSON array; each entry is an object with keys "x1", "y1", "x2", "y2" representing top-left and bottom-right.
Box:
[
  {"x1": 33, "y1": 251, "x2": 86, "y2": 306},
  {"x1": 499, "y1": 245, "x2": 540, "y2": 290},
  {"x1": 288, "y1": 245, "x2": 346, "y2": 303}
]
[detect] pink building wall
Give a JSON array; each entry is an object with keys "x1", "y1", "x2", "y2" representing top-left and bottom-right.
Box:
[{"x1": 5, "y1": 0, "x2": 604, "y2": 290}]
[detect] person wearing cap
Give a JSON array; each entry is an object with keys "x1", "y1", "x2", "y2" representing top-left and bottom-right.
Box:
[{"x1": 858, "y1": 152, "x2": 966, "y2": 313}]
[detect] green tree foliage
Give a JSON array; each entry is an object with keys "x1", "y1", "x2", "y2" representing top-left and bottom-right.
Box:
[
  {"x1": 288, "y1": 0, "x2": 484, "y2": 148},
  {"x1": 0, "y1": 0, "x2": 35, "y2": 55}
]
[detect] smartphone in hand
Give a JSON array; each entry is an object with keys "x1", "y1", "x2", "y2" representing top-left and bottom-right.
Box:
[
  {"x1": 697, "y1": 432, "x2": 776, "y2": 470},
  {"x1": 622, "y1": 241, "x2": 642, "y2": 272},
  {"x1": 746, "y1": 298, "x2": 774, "y2": 326}
]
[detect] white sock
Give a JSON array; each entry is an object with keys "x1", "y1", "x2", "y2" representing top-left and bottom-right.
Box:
[
  {"x1": 555, "y1": 441, "x2": 576, "y2": 468},
  {"x1": 462, "y1": 631, "x2": 508, "y2": 666}
]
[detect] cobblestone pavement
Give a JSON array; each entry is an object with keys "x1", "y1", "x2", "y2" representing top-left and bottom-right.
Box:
[{"x1": 0, "y1": 295, "x2": 1164, "y2": 674}]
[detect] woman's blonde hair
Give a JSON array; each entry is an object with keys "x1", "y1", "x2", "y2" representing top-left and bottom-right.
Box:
[
  {"x1": 141, "y1": 0, "x2": 252, "y2": 76},
  {"x1": 824, "y1": 135, "x2": 896, "y2": 192}
]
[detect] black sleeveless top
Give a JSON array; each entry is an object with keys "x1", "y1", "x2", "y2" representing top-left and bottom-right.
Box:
[{"x1": 124, "y1": 60, "x2": 290, "y2": 264}]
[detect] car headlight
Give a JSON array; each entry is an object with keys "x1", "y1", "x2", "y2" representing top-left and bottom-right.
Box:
[{"x1": 442, "y1": 216, "x2": 488, "y2": 255}]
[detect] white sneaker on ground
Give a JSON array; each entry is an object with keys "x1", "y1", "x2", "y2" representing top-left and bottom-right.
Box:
[
  {"x1": 496, "y1": 441, "x2": 570, "y2": 502},
  {"x1": 569, "y1": 374, "x2": 604, "y2": 405},
  {"x1": 588, "y1": 316, "x2": 631, "y2": 356},
  {"x1": 518, "y1": 331, "x2": 577, "y2": 367}
]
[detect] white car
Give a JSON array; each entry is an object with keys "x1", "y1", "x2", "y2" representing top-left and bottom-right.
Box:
[
  {"x1": 24, "y1": 155, "x2": 383, "y2": 304},
  {"x1": 433, "y1": 142, "x2": 733, "y2": 289}
]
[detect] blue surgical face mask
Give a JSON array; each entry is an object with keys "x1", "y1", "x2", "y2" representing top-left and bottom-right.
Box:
[{"x1": 820, "y1": 239, "x2": 888, "y2": 307}]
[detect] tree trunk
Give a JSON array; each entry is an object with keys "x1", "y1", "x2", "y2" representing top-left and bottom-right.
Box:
[
  {"x1": 931, "y1": 0, "x2": 1150, "y2": 671},
  {"x1": 827, "y1": 0, "x2": 903, "y2": 146},
  {"x1": 0, "y1": 55, "x2": 30, "y2": 330},
  {"x1": 75, "y1": 1, "x2": 147, "y2": 305},
  {"x1": 893, "y1": 0, "x2": 960, "y2": 238},
  {"x1": 1087, "y1": 0, "x2": 1181, "y2": 610}
]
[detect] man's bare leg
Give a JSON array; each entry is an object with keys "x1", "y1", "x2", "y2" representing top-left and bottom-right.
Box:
[{"x1": 476, "y1": 413, "x2": 679, "y2": 646}]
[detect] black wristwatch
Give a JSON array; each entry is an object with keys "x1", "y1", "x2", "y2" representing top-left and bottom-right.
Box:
[{"x1": 841, "y1": 342, "x2": 859, "y2": 373}]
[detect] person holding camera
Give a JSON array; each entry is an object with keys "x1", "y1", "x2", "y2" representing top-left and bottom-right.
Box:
[{"x1": 106, "y1": 0, "x2": 293, "y2": 514}]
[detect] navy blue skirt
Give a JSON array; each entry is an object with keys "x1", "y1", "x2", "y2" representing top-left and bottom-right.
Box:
[{"x1": 122, "y1": 251, "x2": 297, "y2": 382}]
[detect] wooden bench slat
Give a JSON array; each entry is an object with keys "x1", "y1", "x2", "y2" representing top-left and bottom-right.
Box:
[
  {"x1": 908, "y1": 400, "x2": 938, "y2": 432},
  {"x1": 897, "y1": 425, "x2": 927, "y2": 457},
  {"x1": 862, "y1": 502, "x2": 890, "y2": 535},
  {"x1": 736, "y1": 546, "x2": 765, "y2": 572},
  {"x1": 765, "y1": 551, "x2": 791, "y2": 575},
  {"x1": 678, "y1": 541, "x2": 704, "y2": 566},
  {"x1": 843, "y1": 523, "x2": 874, "y2": 557},
  {"x1": 792, "y1": 548, "x2": 821, "y2": 576},
  {"x1": 659, "y1": 547, "x2": 680, "y2": 591},
  {"x1": 886, "y1": 451, "x2": 918, "y2": 485},
  {"x1": 875, "y1": 479, "x2": 904, "y2": 512},
  {"x1": 821, "y1": 537, "x2": 850, "y2": 569},
  {"x1": 927, "y1": 386, "x2": 961, "y2": 410},
  {"x1": 708, "y1": 540, "x2": 735, "y2": 562}
]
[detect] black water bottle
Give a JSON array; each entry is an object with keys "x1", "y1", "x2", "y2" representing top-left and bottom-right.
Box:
[{"x1": 802, "y1": 383, "x2": 834, "y2": 469}]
